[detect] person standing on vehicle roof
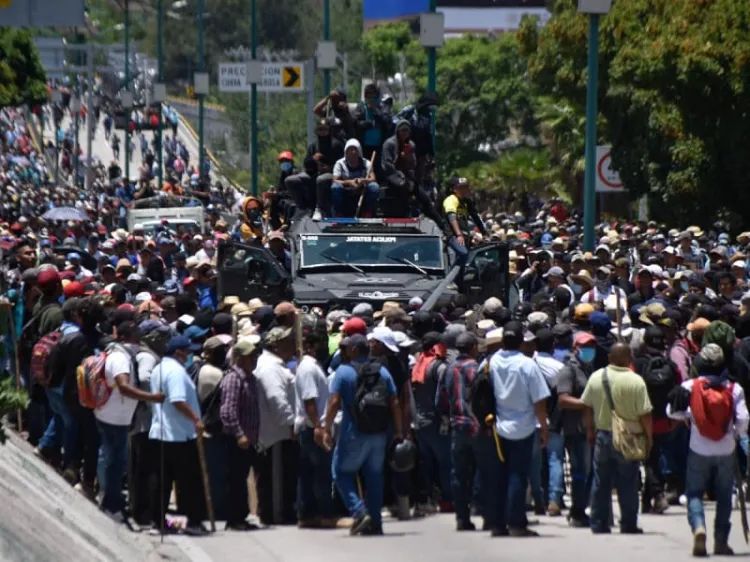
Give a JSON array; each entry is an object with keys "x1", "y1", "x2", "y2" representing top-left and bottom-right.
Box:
[
  {"x1": 331, "y1": 139, "x2": 379, "y2": 218},
  {"x1": 443, "y1": 177, "x2": 485, "y2": 267}
]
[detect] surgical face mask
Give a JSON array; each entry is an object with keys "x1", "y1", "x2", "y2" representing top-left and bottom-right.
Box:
[
  {"x1": 680, "y1": 280, "x2": 689, "y2": 292},
  {"x1": 185, "y1": 353, "x2": 195, "y2": 369},
  {"x1": 577, "y1": 347, "x2": 596, "y2": 363},
  {"x1": 595, "y1": 280, "x2": 610, "y2": 292},
  {"x1": 280, "y1": 162, "x2": 292, "y2": 172},
  {"x1": 570, "y1": 282, "x2": 582, "y2": 294}
]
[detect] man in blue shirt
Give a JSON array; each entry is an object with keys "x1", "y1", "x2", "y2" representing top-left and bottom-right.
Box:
[
  {"x1": 194, "y1": 262, "x2": 218, "y2": 311},
  {"x1": 489, "y1": 321, "x2": 551, "y2": 537},
  {"x1": 149, "y1": 335, "x2": 208, "y2": 536},
  {"x1": 320, "y1": 334, "x2": 401, "y2": 536}
]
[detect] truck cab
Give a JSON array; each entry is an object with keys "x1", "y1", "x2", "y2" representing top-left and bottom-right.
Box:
[{"x1": 218, "y1": 216, "x2": 510, "y2": 312}]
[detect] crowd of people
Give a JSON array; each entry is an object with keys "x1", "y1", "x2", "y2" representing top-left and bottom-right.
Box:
[{"x1": 4, "y1": 82, "x2": 750, "y2": 556}]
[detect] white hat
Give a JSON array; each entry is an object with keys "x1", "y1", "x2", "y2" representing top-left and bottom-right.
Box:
[
  {"x1": 392, "y1": 331, "x2": 416, "y2": 349},
  {"x1": 485, "y1": 328, "x2": 504, "y2": 345},
  {"x1": 595, "y1": 244, "x2": 611, "y2": 255},
  {"x1": 732, "y1": 260, "x2": 747, "y2": 269},
  {"x1": 134, "y1": 291, "x2": 152, "y2": 304},
  {"x1": 367, "y1": 326, "x2": 399, "y2": 353}
]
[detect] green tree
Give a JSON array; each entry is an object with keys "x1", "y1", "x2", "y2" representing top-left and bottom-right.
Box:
[
  {"x1": 361, "y1": 21, "x2": 415, "y2": 79},
  {"x1": 520, "y1": 0, "x2": 750, "y2": 226},
  {"x1": 0, "y1": 29, "x2": 48, "y2": 110}
]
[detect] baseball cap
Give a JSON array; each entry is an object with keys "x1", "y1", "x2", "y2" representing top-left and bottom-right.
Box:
[
  {"x1": 37, "y1": 269, "x2": 60, "y2": 290},
  {"x1": 573, "y1": 332, "x2": 596, "y2": 346},
  {"x1": 502, "y1": 320, "x2": 524, "y2": 345},
  {"x1": 367, "y1": 326, "x2": 399, "y2": 353},
  {"x1": 232, "y1": 338, "x2": 259, "y2": 357},
  {"x1": 166, "y1": 335, "x2": 191, "y2": 355},
  {"x1": 264, "y1": 326, "x2": 293, "y2": 346},
  {"x1": 63, "y1": 281, "x2": 85, "y2": 299},
  {"x1": 342, "y1": 317, "x2": 367, "y2": 336},
  {"x1": 543, "y1": 266, "x2": 565, "y2": 279}
]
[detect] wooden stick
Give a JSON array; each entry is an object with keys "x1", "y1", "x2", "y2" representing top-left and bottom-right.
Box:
[
  {"x1": 196, "y1": 432, "x2": 216, "y2": 532},
  {"x1": 615, "y1": 288, "x2": 623, "y2": 342},
  {"x1": 8, "y1": 313, "x2": 22, "y2": 432},
  {"x1": 355, "y1": 151, "x2": 377, "y2": 217}
]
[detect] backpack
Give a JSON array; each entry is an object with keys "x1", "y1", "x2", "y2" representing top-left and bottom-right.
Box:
[
  {"x1": 640, "y1": 355, "x2": 677, "y2": 418},
  {"x1": 351, "y1": 360, "x2": 391, "y2": 434},
  {"x1": 467, "y1": 360, "x2": 495, "y2": 426},
  {"x1": 690, "y1": 378, "x2": 735, "y2": 441},
  {"x1": 77, "y1": 352, "x2": 111, "y2": 409},
  {"x1": 30, "y1": 329, "x2": 63, "y2": 387},
  {"x1": 30, "y1": 324, "x2": 79, "y2": 387}
]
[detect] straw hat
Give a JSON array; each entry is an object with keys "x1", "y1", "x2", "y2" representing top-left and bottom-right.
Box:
[{"x1": 570, "y1": 269, "x2": 594, "y2": 291}]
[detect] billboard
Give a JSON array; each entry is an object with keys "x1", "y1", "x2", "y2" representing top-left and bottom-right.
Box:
[
  {"x1": 0, "y1": 0, "x2": 85, "y2": 27},
  {"x1": 364, "y1": 0, "x2": 547, "y2": 21}
]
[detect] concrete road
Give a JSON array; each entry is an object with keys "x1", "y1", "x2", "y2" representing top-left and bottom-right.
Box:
[{"x1": 149, "y1": 503, "x2": 750, "y2": 562}]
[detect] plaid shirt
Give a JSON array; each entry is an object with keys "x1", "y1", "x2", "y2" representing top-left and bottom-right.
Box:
[
  {"x1": 443, "y1": 356, "x2": 480, "y2": 436},
  {"x1": 220, "y1": 364, "x2": 260, "y2": 444}
]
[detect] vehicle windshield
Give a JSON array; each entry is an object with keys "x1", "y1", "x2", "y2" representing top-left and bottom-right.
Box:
[{"x1": 300, "y1": 234, "x2": 444, "y2": 270}]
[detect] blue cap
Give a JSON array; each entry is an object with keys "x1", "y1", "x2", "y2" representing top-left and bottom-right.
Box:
[
  {"x1": 67, "y1": 252, "x2": 81, "y2": 261},
  {"x1": 163, "y1": 279, "x2": 179, "y2": 294},
  {"x1": 139, "y1": 319, "x2": 170, "y2": 335},
  {"x1": 183, "y1": 324, "x2": 210, "y2": 350},
  {"x1": 165, "y1": 335, "x2": 191, "y2": 355},
  {"x1": 40, "y1": 240, "x2": 50, "y2": 248},
  {"x1": 541, "y1": 233, "x2": 553, "y2": 245}
]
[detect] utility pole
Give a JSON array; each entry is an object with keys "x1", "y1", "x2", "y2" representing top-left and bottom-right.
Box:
[
  {"x1": 124, "y1": 0, "x2": 131, "y2": 184},
  {"x1": 198, "y1": 0, "x2": 205, "y2": 180},
  {"x1": 157, "y1": 0, "x2": 164, "y2": 189},
  {"x1": 323, "y1": 0, "x2": 331, "y2": 95},
  {"x1": 251, "y1": 0, "x2": 258, "y2": 196}
]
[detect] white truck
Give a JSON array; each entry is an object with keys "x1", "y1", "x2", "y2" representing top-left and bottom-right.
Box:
[{"x1": 127, "y1": 195, "x2": 206, "y2": 235}]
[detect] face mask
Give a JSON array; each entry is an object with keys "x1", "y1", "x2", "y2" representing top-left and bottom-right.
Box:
[
  {"x1": 185, "y1": 353, "x2": 195, "y2": 369},
  {"x1": 577, "y1": 347, "x2": 596, "y2": 363},
  {"x1": 595, "y1": 280, "x2": 610, "y2": 292},
  {"x1": 680, "y1": 281, "x2": 689, "y2": 292},
  {"x1": 570, "y1": 282, "x2": 582, "y2": 294},
  {"x1": 280, "y1": 162, "x2": 292, "y2": 172}
]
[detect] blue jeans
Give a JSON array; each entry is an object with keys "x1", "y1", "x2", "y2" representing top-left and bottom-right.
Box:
[
  {"x1": 494, "y1": 432, "x2": 534, "y2": 530},
  {"x1": 39, "y1": 385, "x2": 78, "y2": 468},
  {"x1": 416, "y1": 423, "x2": 452, "y2": 502},
  {"x1": 332, "y1": 432, "x2": 387, "y2": 526},
  {"x1": 451, "y1": 428, "x2": 499, "y2": 524},
  {"x1": 548, "y1": 432, "x2": 590, "y2": 514},
  {"x1": 331, "y1": 181, "x2": 379, "y2": 217},
  {"x1": 447, "y1": 237, "x2": 469, "y2": 267},
  {"x1": 738, "y1": 434, "x2": 749, "y2": 478},
  {"x1": 529, "y1": 428, "x2": 544, "y2": 507},
  {"x1": 686, "y1": 451, "x2": 734, "y2": 544},
  {"x1": 96, "y1": 420, "x2": 129, "y2": 514},
  {"x1": 298, "y1": 428, "x2": 336, "y2": 520},
  {"x1": 590, "y1": 431, "x2": 640, "y2": 532}
]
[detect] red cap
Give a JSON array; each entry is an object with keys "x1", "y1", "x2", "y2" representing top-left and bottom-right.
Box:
[
  {"x1": 342, "y1": 317, "x2": 367, "y2": 336},
  {"x1": 10, "y1": 223, "x2": 23, "y2": 233},
  {"x1": 277, "y1": 150, "x2": 294, "y2": 162},
  {"x1": 63, "y1": 281, "x2": 85, "y2": 299},
  {"x1": 574, "y1": 332, "x2": 596, "y2": 346},
  {"x1": 59, "y1": 270, "x2": 76, "y2": 281},
  {"x1": 183, "y1": 277, "x2": 196, "y2": 287},
  {"x1": 117, "y1": 303, "x2": 136, "y2": 313},
  {"x1": 36, "y1": 269, "x2": 60, "y2": 289}
]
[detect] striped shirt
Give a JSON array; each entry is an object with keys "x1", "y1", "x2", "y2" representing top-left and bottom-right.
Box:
[{"x1": 220, "y1": 365, "x2": 260, "y2": 444}]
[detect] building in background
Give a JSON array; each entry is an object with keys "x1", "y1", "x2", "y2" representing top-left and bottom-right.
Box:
[{"x1": 363, "y1": 0, "x2": 551, "y2": 34}]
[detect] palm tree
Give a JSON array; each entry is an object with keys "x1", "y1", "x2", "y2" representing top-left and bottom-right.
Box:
[{"x1": 535, "y1": 96, "x2": 586, "y2": 197}]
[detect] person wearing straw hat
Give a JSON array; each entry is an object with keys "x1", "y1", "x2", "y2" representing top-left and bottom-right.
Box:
[{"x1": 569, "y1": 269, "x2": 594, "y2": 300}]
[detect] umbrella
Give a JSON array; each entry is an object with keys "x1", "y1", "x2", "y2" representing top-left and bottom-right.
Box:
[{"x1": 42, "y1": 207, "x2": 90, "y2": 222}]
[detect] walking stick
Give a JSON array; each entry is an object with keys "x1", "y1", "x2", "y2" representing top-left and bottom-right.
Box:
[
  {"x1": 7, "y1": 313, "x2": 23, "y2": 432},
  {"x1": 196, "y1": 431, "x2": 216, "y2": 532},
  {"x1": 615, "y1": 288, "x2": 623, "y2": 342},
  {"x1": 355, "y1": 151, "x2": 377, "y2": 218}
]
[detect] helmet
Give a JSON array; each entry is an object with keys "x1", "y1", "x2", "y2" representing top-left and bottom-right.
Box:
[
  {"x1": 277, "y1": 150, "x2": 294, "y2": 162},
  {"x1": 388, "y1": 438, "x2": 417, "y2": 473}
]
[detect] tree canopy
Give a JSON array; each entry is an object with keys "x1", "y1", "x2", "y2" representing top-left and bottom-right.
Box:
[
  {"x1": 0, "y1": 29, "x2": 48, "y2": 110},
  {"x1": 521, "y1": 0, "x2": 750, "y2": 225}
]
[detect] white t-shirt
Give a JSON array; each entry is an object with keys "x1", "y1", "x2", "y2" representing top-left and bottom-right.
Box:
[
  {"x1": 294, "y1": 355, "x2": 329, "y2": 434},
  {"x1": 95, "y1": 346, "x2": 139, "y2": 427}
]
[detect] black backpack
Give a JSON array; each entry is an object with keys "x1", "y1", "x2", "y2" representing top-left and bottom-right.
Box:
[
  {"x1": 351, "y1": 360, "x2": 391, "y2": 434},
  {"x1": 468, "y1": 361, "x2": 495, "y2": 426},
  {"x1": 640, "y1": 355, "x2": 677, "y2": 418}
]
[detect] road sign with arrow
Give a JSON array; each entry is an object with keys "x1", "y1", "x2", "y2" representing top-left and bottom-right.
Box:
[{"x1": 218, "y1": 61, "x2": 304, "y2": 93}]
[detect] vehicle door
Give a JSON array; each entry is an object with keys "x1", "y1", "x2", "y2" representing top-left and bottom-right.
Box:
[
  {"x1": 217, "y1": 241, "x2": 290, "y2": 304},
  {"x1": 462, "y1": 241, "x2": 513, "y2": 310}
]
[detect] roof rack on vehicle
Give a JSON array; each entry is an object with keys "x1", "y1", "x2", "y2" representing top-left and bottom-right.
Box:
[{"x1": 319, "y1": 217, "x2": 420, "y2": 226}]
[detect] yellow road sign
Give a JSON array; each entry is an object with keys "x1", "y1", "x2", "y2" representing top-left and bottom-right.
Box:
[{"x1": 282, "y1": 66, "x2": 301, "y2": 89}]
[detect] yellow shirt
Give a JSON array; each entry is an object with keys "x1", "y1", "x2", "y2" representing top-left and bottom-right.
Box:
[
  {"x1": 581, "y1": 365, "x2": 652, "y2": 431},
  {"x1": 442, "y1": 194, "x2": 468, "y2": 218}
]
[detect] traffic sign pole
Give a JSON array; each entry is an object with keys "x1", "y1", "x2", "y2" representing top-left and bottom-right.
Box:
[
  {"x1": 124, "y1": 0, "x2": 130, "y2": 184},
  {"x1": 157, "y1": 0, "x2": 163, "y2": 190},
  {"x1": 198, "y1": 0, "x2": 205, "y2": 181},
  {"x1": 323, "y1": 0, "x2": 331, "y2": 95},
  {"x1": 583, "y1": 13, "x2": 599, "y2": 252},
  {"x1": 251, "y1": 0, "x2": 258, "y2": 197}
]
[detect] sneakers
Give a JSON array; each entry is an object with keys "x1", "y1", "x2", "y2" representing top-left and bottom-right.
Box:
[
  {"x1": 693, "y1": 526, "x2": 707, "y2": 557},
  {"x1": 350, "y1": 512, "x2": 372, "y2": 536},
  {"x1": 547, "y1": 502, "x2": 562, "y2": 517},
  {"x1": 360, "y1": 524, "x2": 384, "y2": 536},
  {"x1": 714, "y1": 543, "x2": 734, "y2": 556},
  {"x1": 456, "y1": 520, "x2": 476, "y2": 532},
  {"x1": 651, "y1": 494, "x2": 670, "y2": 515},
  {"x1": 183, "y1": 523, "x2": 209, "y2": 537},
  {"x1": 226, "y1": 520, "x2": 260, "y2": 531},
  {"x1": 312, "y1": 208, "x2": 323, "y2": 221}
]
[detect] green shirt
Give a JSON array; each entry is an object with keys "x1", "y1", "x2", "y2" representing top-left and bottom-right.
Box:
[{"x1": 581, "y1": 365, "x2": 652, "y2": 431}]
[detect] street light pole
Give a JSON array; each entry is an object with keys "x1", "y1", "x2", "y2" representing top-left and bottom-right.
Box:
[
  {"x1": 124, "y1": 0, "x2": 131, "y2": 184},
  {"x1": 251, "y1": 0, "x2": 258, "y2": 196},
  {"x1": 323, "y1": 0, "x2": 331, "y2": 95},
  {"x1": 427, "y1": 0, "x2": 437, "y2": 95},
  {"x1": 198, "y1": 0, "x2": 205, "y2": 180},
  {"x1": 157, "y1": 0, "x2": 164, "y2": 189},
  {"x1": 580, "y1": 0, "x2": 610, "y2": 251}
]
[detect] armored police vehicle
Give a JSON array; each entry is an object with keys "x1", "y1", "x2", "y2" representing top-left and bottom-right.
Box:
[{"x1": 217, "y1": 215, "x2": 510, "y2": 312}]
